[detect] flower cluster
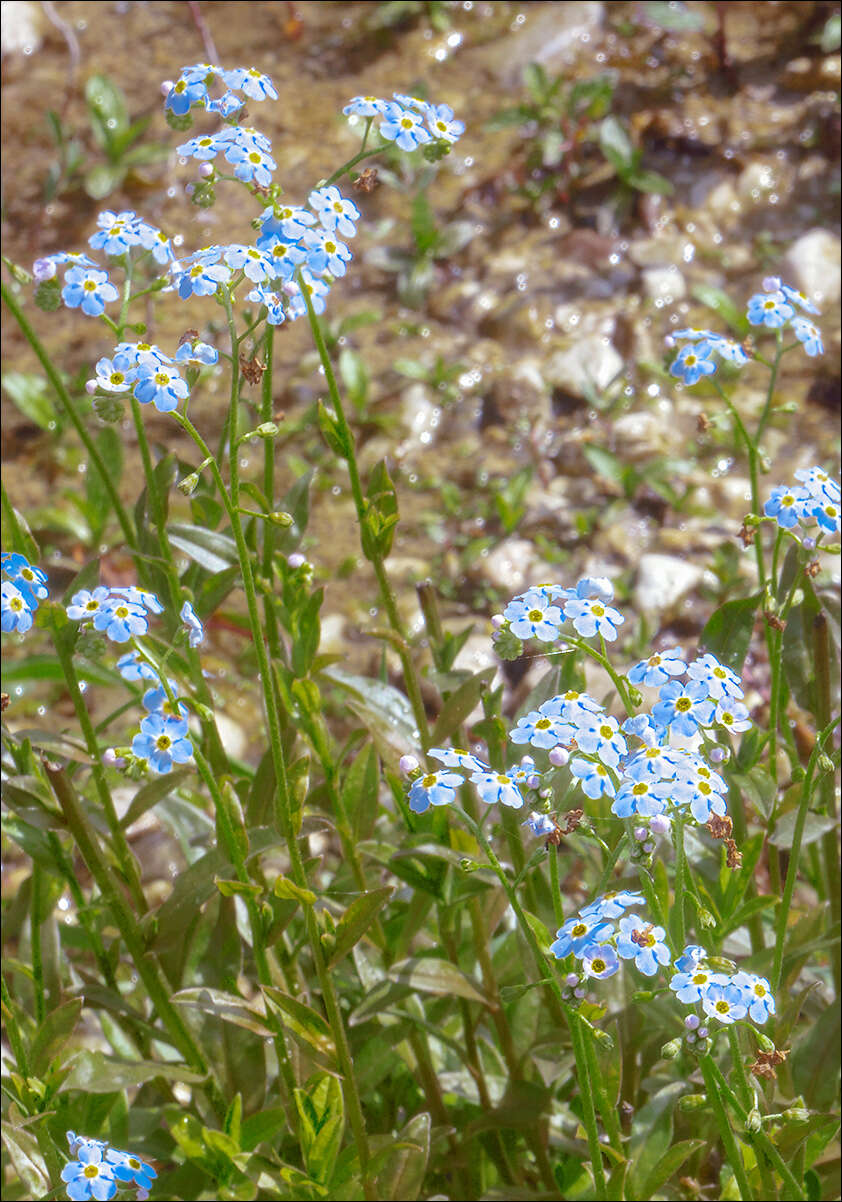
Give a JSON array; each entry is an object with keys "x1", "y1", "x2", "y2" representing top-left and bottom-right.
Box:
[
  {"x1": 1, "y1": 553, "x2": 49, "y2": 634},
  {"x1": 87, "y1": 337, "x2": 217, "y2": 415},
  {"x1": 176, "y1": 125, "x2": 276, "y2": 185},
  {"x1": 493, "y1": 575, "x2": 623, "y2": 657},
  {"x1": 343, "y1": 92, "x2": 465, "y2": 152},
  {"x1": 669, "y1": 945, "x2": 776, "y2": 1027},
  {"x1": 66, "y1": 585, "x2": 164, "y2": 643},
  {"x1": 63, "y1": 1130, "x2": 156, "y2": 1201},
  {"x1": 550, "y1": 891, "x2": 672, "y2": 981},
  {"x1": 668, "y1": 276, "x2": 823, "y2": 384},
  {"x1": 163, "y1": 63, "x2": 278, "y2": 120},
  {"x1": 763, "y1": 465, "x2": 840, "y2": 539}
]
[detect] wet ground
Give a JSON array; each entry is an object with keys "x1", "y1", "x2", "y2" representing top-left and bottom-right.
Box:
[{"x1": 2, "y1": 0, "x2": 840, "y2": 722}]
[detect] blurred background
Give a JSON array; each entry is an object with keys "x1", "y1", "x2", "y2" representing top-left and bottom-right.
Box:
[{"x1": 2, "y1": 0, "x2": 840, "y2": 718}]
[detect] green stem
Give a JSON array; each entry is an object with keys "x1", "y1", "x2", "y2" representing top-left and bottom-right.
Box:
[
  {"x1": 43, "y1": 758, "x2": 225, "y2": 1115},
  {"x1": 812, "y1": 609, "x2": 841, "y2": 995},
  {"x1": 581, "y1": 1018, "x2": 623, "y2": 1153},
  {"x1": 672, "y1": 818, "x2": 687, "y2": 950},
  {"x1": 52, "y1": 625, "x2": 147, "y2": 913},
  {"x1": 699, "y1": 1052, "x2": 754, "y2": 1201},
  {"x1": 1, "y1": 282, "x2": 137, "y2": 553},
  {"x1": 568, "y1": 1013, "x2": 608, "y2": 1200},
  {"x1": 30, "y1": 865, "x2": 46, "y2": 1025},
  {"x1": 301, "y1": 283, "x2": 432, "y2": 750}
]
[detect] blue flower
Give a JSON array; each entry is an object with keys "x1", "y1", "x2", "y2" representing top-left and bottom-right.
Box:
[
  {"x1": 256, "y1": 236, "x2": 308, "y2": 282},
  {"x1": 61, "y1": 267, "x2": 119, "y2": 316},
  {"x1": 408, "y1": 769, "x2": 463, "y2": 813},
  {"x1": 628, "y1": 647, "x2": 686, "y2": 687},
  {"x1": 133, "y1": 362, "x2": 189, "y2": 413},
  {"x1": 88, "y1": 210, "x2": 145, "y2": 256},
  {"x1": 247, "y1": 286, "x2": 287, "y2": 325},
  {"x1": 508, "y1": 709, "x2": 574, "y2": 750},
  {"x1": 308, "y1": 187, "x2": 361, "y2": 238},
  {"x1": 180, "y1": 600, "x2": 205, "y2": 647},
  {"x1": 714, "y1": 701, "x2": 752, "y2": 733},
  {"x1": 66, "y1": 587, "x2": 114, "y2": 622},
  {"x1": 205, "y1": 90, "x2": 245, "y2": 118},
  {"x1": 259, "y1": 203, "x2": 316, "y2": 241},
  {"x1": 701, "y1": 981, "x2": 748, "y2": 1024},
  {"x1": 132, "y1": 713, "x2": 194, "y2": 774},
  {"x1": 503, "y1": 592, "x2": 564, "y2": 642},
  {"x1": 764, "y1": 485, "x2": 809, "y2": 529},
  {"x1": 109, "y1": 586, "x2": 164, "y2": 614},
  {"x1": 651, "y1": 680, "x2": 715, "y2": 737},
  {"x1": 116, "y1": 651, "x2": 159, "y2": 682},
  {"x1": 522, "y1": 810, "x2": 558, "y2": 838},
  {"x1": 581, "y1": 943, "x2": 620, "y2": 979},
  {"x1": 178, "y1": 132, "x2": 227, "y2": 160},
  {"x1": 550, "y1": 914, "x2": 613, "y2": 959},
  {"x1": 611, "y1": 777, "x2": 668, "y2": 819},
  {"x1": 669, "y1": 342, "x2": 717, "y2": 385},
  {"x1": 220, "y1": 66, "x2": 278, "y2": 100},
  {"x1": 669, "y1": 967, "x2": 727, "y2": 1003},
  {"x1": 795, "y1": 467, "x2": 840, "y2": 506},
  {"x1": 731, "y1": 971, "x2": 775, "y2": 1024},
  {"x1": 1, "y1": 582, "x2": 35, "y2": 632},
  {"x1": 225, "y1": 143, "x2": 277, "y2": 186},
  {"x1": 813, "y1": 499, "x2": 840, "y2": 533},
  {"x1": 621, "y1": 713, "x2": 663, "y2": 747},
  {"x1": 93, "y1": 597, "x2": 149, "y2": 643},
  {"x1": 574, "y1": 714, "x2": 627, "y2": 768},
  {"x1": 746, "y1": 290, "x2": 795, "y2": 328},
  {"x1": 570, "y1": 756, "x2": 616, "y2": 799},
  {"x1": 686, "y1": 653, "x2": 744, "y2": 703},
  {"x1": 424, "y1": 102, "x2": 465, "y2": 144},
  {"x1": 104, "y1": 1146, "x2": 157, "y2": 1191},
  {"x1": 778, "y1": 282, "x2": 820, "y2": 315},
  {"x1": 93, "y1": 356, "x2": 134, "y2": 393},
  {"x1": 562, "y1": 596, "x2": 624, "y2": 642},
  {"x1": 344, "y1": 95, "x2": 388, "y2": 117},
  {"x1": 616, "y1": 916, "x2": 671, "y2": 976},
  {"x1": 379, "y1": 102, "x2": 433, "y2": 151},
  {"x1": 2, "y1": 553, "x2": 49, "y2": 602},
  {"x1": 791, "y1": 316, "x2": 823, "y2": 357},
  {"x1": 469, "y1": 769, "x2": 526, "y2": 808},
  {"x1": 428, "y1": 747, "x2": 489, "y2": 774},
  {"x1": 669, "y1": 774, "x2": 727, "y2": 824},
  {"x1": 113, "y1": 341, "x2": 173, "y2": 371},
  {"x1": 165, "y1": 75, "x2": 208, "y2": 115},
  {"x1": 623, "y1": 744, "x2": 681, "y2": 780},
  {"x1": 33, "y1": 250, "x2": 98, "y2": 279},
  {"x1": 673, "y1": 943, "x2": 706, "y2": 973},
  {"x1": 60, "y1": 1141, "x2": 118, "y2": 1201},
  {"x1": 287, "y1": 269, "x2": 331, "y2": 319},
  {"x1": 174, "y1": 339, "x2": 219, "y2": 367},
  {"x1": 580, "y1": 890, "x2": 645, "y2": 921},
  {"x1": 303, "y1": 229, "x2": 353, "y2": 278},
  {"x1": 142, "y1": 683, "x2": 189, "y2": 720},
  {"x1": 222, "y1": 243, "x2": 277, "y2": 283},
  {"x1": 171, "y1": 258, "x2": 232, "y2": 300}
]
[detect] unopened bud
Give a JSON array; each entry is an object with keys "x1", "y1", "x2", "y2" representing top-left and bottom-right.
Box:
[
  {"x1": 565, "y1": 973, "x2": 580, "y2": 987},
  {"x1": 661, "y1": 1038, "x2": 682, "y2": 1060},
  {"x1": 634, "y1": 826, "x2": 648, "y2": 843},
  {"x1": 627, "y1": 686, "x2": 643, "y2": 707},
  {"x1": 491, "y1": 613, "x2": 505, "y2": 629},
  {"x1": 818, "y1": 754, "x2": 834, "y2": 774},
  {"x1": 102, "y1": 748, "x2": 125, "y2": 767},
  {"x1": 548, "y1": 746, "x2": 569, "y2": 767},
  {"x1": 178, "y1": 471, "x2": 201, "y2": 496},
  {"x1": 754, "y1": 1032, "x2": 775, "y2": 1053},
  {"x1": 268, "y1": 511, "x2": 294, "y2": 527},
  {"x1": 744, "y1": 1109, "x2": 762, "y2": 1134},
  {"x1": 783, "y1": 1107, "x2": 809, "y2": 1123},
  {"x1": 643, "y1": 840, "x2": 655, "y2": 854},
  {"x1": 684, "y1": 1014, "x2": 700, "y2": 1030},
  {"x1": 255, "y1": 421, "x2": 280, "y2": 438},
  {"x1": 650, "y1": 813, "x2": 670, "y2": 836},
  {"x1": 399, "y1": 754, "x2": 419, "y2": 776},
  {"x1": 459, "y1": 857, "x2": 478, "y2": 873},
  {"x1": 592, "y1": 1028, "x2": 614, "y2": 1050},
  {"x1": 287, "y1": 553, "x2": 306, "y2": 569},
  {"x1": 161, "y1": 80, "x2": 174, "y2": 96},
  {"x1": 198, "y1": 162, "x2": 214, "y2": 178},
  {"x1": 710, "y1": 745, "x2": 728, "y2": 763},
  {"x1": 85, "y1": 379, "x2": 98, "y2": 396},
  {"x1": 679, "y1": 1093, "x2": 709, "y2": 1113}
]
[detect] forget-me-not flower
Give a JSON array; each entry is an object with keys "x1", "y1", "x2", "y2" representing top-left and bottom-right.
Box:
[
  {"x1": 408, "y1": 769, "x2": 463, "y2": 813},
  {"x1": 61, "y1": 267, "x2": 119, "y2": 317}
]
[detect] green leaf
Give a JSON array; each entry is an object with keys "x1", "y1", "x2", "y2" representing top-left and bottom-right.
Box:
[
  {"x1": 317, "y1": 400, "x2": 350, "y2": 459},
  {"x1": 411, "y1": 190, "x2": 439, "y2": 257},
  {"x1": 626, "y1": 168, "x2": 674, "y2": 195},
  {"x1": 84, "y1": 163, "x2": 127, "y2": 200},
  {"x1": 338, "y1": 348, "x2": 369, "y2": 412},
  {"x1": 430, "y1": 667, "x2": 496, "y2": 744},
  {"x1": 30, "y1": 998, "x2": 83, "y2": 1078},
  {"x1": 329, "y1": 886, "x2": 394, "y2": 966},
  {"x1": 769, "y1": 808, "x2": 836, "y2": 849},
  {"x1": 599, "y1": 115, "x2": 635, "y2": 172},
  {"x1": 291, "y1": 587, "x2": 323, "y2": 678},
  {"x1": 375, "y1": 1112, "x2": 431, "y2": 1201},
  {"x1": 85, "y1": 426, "x2": 123, "y2": 534},
  {"x1": 362, "y1": 459, "x2": 399, "y2": 560},
  {"x1": 119, "y1": 769, "x2": 192, "y2": 829},
  {"x1": 641, "y1": 1, "x2": 706, "y2": 31},
  {"x1": 387, "y1": 957, "x2": 488, "y2": 1005},
  {"x1": 321, "y1": 665, "x2": 417, "y2": 757},
  {"x1": 0, "y1": 1124, "x2": 49, "y2": 1197},
  {"x1": 262, "y1": 986, "x2": 336, "y2": 1061},
  {"x1": 699, "y1": 592, "x2": 761, "y2": 672},
  {"x1": 62, "y1": 1051, "x2": 207, "y2": 1092},
  {"x1": 1, "y1": 372, "x2": 59, "y2": 431},
  {"x1": 639, "y1": 1139, "x2": 706, "y2": 1198},
  {"x1": 690, "y1": 283, "x2": 750, "y2": 337},
  {"x1": 85, "y1": 74, "x2": 129, "y2": 146},
  {"x1": 215, "y1": 878, "x2": 264, "y2": 898},
  {"x1": 170, "y1": 988, "x2": 273, "y2": 1036},
  {"x1": 341, "y1": 743, "x2": 381, "y2": 842},
  {"x1": 626, "y1": 1081, "x2": 686, "y2": 1200},
  {"x1": 240, "y1": 1106, "x2": 286, "y2": 1152},
  {"x1": 273, "y1": 875, "x2": 316, "y2": 906},
  {"x1": 295, "y1": 1074, "x2": 345, "y2": 1186},
  {"x1": 167, "y1": 522, "x2": 239, "y2": 574}
]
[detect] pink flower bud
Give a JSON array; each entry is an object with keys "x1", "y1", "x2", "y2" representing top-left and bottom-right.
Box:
[
  {"x1": 399, "y1": 754, "x2": 419, "y2": 776},
  {"x1": 548, "y1": 746, "x2": 569, "y2": 767}
]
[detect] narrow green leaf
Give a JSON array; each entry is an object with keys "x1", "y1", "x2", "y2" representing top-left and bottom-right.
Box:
[
  {"x1": 30, "y1": 998, "x2": 83, "y2": 1078},
  {"x1": 690, "y1": 283, "x2": 751, "y2": 337},
  {"x1": 387, "y1": 957, "x2": 488, "y2": 1005},
  {"x1": 62, "y1": 1051, "x2": 207, "y2": 1092},
  {"x1": 376, "y1": 1112, "x2": 431, "y2": 1201},
  {"x1": 170, "y1": 988, "x2": 273, "y2": 1036},
  {"x1": 329, "y1": 886, "x2": 394, "y2": 966},
  {"x1": 430, "y1": 667, "x2": 496, "y2": 744},
  {"x1": 2, "y1": 372, "x2": 58, "y2": 430},
  {"x1": 640, "y1": 1138, "x2": 706, "y2": 1198},
  {"x1": 273, "y1": 875, "x2": 316, "y2": 906},
  {"x1": 294, "y1": 1074, "x2": 345, "y2": 1185},
  {"x1": 699, "y1": 592, "x2": 761, "y2": 672},
  {"x1": 262, "y1": 986, "x2": 336, "y2": 1059},
  {"x1": 168, "y1": 522, "x2": 239, "y2": 573}
]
